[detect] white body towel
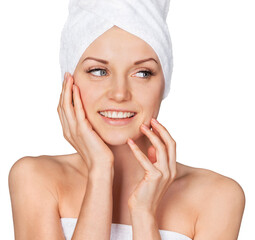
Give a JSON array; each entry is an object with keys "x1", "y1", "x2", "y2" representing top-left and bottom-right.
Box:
[{"x1": 60, "y1": 218, "x2": 192, "y2": 240}]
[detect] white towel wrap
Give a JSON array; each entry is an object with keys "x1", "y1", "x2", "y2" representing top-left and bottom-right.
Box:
[{"x1": 59, "y1": 0, "x2": 173, "y2": 99}]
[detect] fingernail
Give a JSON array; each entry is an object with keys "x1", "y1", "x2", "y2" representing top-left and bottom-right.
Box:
[
  {"x1": 128, "y1": 138, "x2": 135, "y2": 145},
  {"x1": 151, "y1": 118, "x2": 158, "y2": 124},
  {"x1": 66, "y1": 73, "x2": 70, "y2": 82},
  {"x1": 64, "y1": 72, "x2": 67, "y2": 80},
  {"x1": 141, "y1": 124, "x2": 149, "y2": 130}
]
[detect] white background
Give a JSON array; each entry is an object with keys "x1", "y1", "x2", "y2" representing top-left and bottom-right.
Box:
[{"x1": 0, "y1": 0, "x2": 254, "y2": 239}]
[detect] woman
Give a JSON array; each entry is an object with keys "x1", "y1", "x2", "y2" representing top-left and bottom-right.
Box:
[{"x1": 8, "y1": 1, "x2": 245, "y2": 240}]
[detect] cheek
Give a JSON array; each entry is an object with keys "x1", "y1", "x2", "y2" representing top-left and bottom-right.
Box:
[
  {"x1": 140, "y1": 97, "x2": 161, "y2": 120},
  {"x1": 78, "y1": 85, "x2": 103, "y2": 114},
  {"x1": 157, "y1": 76, "x2": 165, "y2": 99},
  {"x1": 76, "y1": 86, "x2": 93, "y2": 113},
  {"x1": 141, "y1": 79, "x2": 163, "y2": 105},
  {"x1": 143, "y1": 84, "x2": 163, "y2": 117}
]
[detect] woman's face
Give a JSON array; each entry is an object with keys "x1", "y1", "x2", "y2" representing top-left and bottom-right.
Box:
[{"x1": 73, "y1": 25, "x2": 165, "y2": 145}]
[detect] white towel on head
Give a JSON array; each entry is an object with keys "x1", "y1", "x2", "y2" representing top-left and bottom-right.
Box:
[{"x1": 59, "y1": 0, "x2": 173, "y2": 99}]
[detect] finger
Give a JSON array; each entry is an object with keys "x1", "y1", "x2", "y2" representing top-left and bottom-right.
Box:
[
  {"x1": 62, "y1": 74, "x2": 76, "y2": 121},
  {"x1": 59, "y1": 73, "x2": 68, "y2": 127},
  {"x1": 57, "y1": 89, "x2": 63, "y2": 123},
  {"x1": 58, "y1": 73, "x2": 74, "y2": 140},
  {"x1": 147, "y1": 145, "x2": 157, "y2": 164},
  {"x1": 148, "y1": 124, "x2": 165, "y2": 164},
  {"x1": 58, "y1": 102, "x2": 73, "y2": 141},
  {"x1": 127, "y1": 138, "x2": 159, "y2": 176},
  {"x1": 57, "y1": 88, "x2": 66, "y2": 130},
  {"x1": 62, "y1": 76, "x2": 76, "y2": 136},
  {"x1": 57, "y1": 104, "x2": 64, "y2": 127},
  {"x1": 151, "y1": 119, "x2": 177, "y2": 179},
  {"x1": 61, "y1": 72, "x2": 68, "y2": 105},
  {"x1": 149, "y1": 123, "x2": 164, "y2": 141},
  {"x1": 140, "y1": 123, "x2": 169, "y2": 172},
  {"x1": 73, "y1": 84, "x2": 86, "y2": 123}
]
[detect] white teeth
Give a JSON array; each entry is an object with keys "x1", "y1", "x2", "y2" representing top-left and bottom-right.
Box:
[{"x1": 99, "y1": 111, "x2": 135, "y2": 119}]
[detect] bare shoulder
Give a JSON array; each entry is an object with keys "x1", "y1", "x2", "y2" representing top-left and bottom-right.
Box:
[
  {"x1": 9, "y1": 155, "x2": 58, "y2": 185},
  {"x1": 8, "y1": 154, "x2": 84, "y2": 239},
  {"x1": 9, "y1": 153, "x2": 87, "y2": 199},
  {"x1": 178, "y1": 163, "x2": 246, "y2": 207},
  {"x1": 9, "y1": 154, "x2": 65, "y2": 184},
  {"x1": 189, "y1": 165, "x2": 245, "y2": 203},
  {"x1": 180, "y1": 164, "x2": 246, "y2": 239}
]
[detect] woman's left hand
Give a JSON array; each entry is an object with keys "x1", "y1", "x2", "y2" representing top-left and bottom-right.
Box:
[{"x1": 127, "y1": 118, "x2": 177, "y2": 216}]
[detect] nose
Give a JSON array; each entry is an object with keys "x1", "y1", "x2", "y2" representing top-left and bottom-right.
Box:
[{"x1": 107, "y1": 75, "x2": 132, "y2": 102}]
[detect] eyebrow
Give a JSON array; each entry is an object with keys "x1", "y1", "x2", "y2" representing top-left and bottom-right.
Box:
[{"x1": 82, "y1": 57, "x2": 158, "y2": 65}]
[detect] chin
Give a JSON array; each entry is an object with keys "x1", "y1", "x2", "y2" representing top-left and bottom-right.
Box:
[
  {"x1": 98, "y1": 130, "x2": 143, "y2": 146},
  {"x1": 99, "y1": 133, "x2": 131, "y2": 146}
]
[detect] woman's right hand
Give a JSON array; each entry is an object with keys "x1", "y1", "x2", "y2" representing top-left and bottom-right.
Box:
[{"x1": 57, "y1": 72, "x2": 114, "y2": 172}]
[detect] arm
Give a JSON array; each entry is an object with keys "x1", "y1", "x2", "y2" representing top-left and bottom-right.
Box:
[
  {"x1": 71, "y1": 164, "x2": 114, "y2": 240},
  {"x1": 194, "y1": 177, "x2": 246, "y2": 240},
  {"x1": 9, "y1": 156, "x2": 114, "y2": 240},
  {"x1": 130, "y1": 210, "x2": 161, "y2": 240},
  {"x1": 57, "y1": 72, "x2": 115, "y2": 239},
  {"x1": 125, "y1": 118, "x2": 178, "y2": 240},
  {"x1": 8, "y1": 157, "x2": 65, "y2": 240}
]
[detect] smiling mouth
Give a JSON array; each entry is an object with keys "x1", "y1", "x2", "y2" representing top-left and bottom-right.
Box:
[{"x1": 98, "y1": 111, "x2": 137, "y2": 119}]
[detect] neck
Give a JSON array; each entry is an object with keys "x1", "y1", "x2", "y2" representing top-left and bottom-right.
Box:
[
  {"x1": 111, "y1": 136, "x2": 150, "y2": 181},
  {"x1": 106, "y1": 135, "x2": 152, "y2": 206}
]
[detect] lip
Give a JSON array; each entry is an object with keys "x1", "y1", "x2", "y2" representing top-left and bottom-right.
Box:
[{"x1": 98, "y1": 112, "x2": 137, "y2": 126}]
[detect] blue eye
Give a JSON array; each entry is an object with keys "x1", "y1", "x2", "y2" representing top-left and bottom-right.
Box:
[
  {"x1": 135, "y1": 70, "x2": 153, "y2": 78},
  {"x1": 87, "y1": 68, "x2": 107, "y2": 77},
  {"x1": 86, "y1": 68, "x2": 154, "y2": 78}
]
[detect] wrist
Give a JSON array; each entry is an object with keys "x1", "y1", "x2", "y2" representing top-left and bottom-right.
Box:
[
  {"x1": 89, "y1": 164, "x2": 114, "y2": 181},
  {"x1": 130, "y1": 209, "x2": 157, "y2": 227},
  {"x1": 129, "y1": 207, "x2": 156, "y2": 219}
]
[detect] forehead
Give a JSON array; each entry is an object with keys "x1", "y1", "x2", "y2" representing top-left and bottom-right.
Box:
[{"x1": 81, "y1": 25, "x2": 159, "y2": 61}]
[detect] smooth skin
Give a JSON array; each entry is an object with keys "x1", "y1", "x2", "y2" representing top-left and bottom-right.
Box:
[{"x1": 8, "y1": 26, "x2": 245, "y2": 239}]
